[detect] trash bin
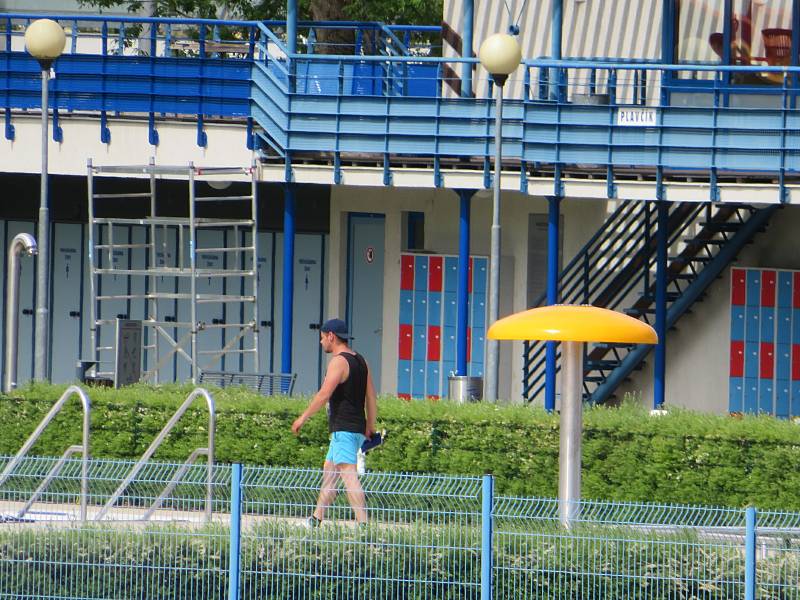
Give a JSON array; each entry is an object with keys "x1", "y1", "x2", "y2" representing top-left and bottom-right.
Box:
[{"x1": 447, "y1": 375, "x2": 483, "y2": 403}]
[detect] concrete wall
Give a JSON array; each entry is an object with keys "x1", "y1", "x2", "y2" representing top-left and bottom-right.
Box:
[{"x1": 618, "y1": 204, "x2": 800, "y2": 413}]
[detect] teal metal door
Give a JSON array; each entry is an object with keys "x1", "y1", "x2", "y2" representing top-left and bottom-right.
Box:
[
  {"x1": 50, "y1": 223, "x2": 84, "y2": 383},
  {"x1": 347, "y1": 214, "x2": 385, "y2": 390}
]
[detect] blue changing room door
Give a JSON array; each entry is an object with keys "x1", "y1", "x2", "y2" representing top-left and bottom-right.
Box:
[{"x1": 347, "y1": 214, "x2": 385, "y2": 391}]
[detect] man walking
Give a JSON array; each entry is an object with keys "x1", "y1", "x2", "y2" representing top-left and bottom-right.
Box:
[{"x1": 291, "y1": 318, "x2": 377, "y2": 527}]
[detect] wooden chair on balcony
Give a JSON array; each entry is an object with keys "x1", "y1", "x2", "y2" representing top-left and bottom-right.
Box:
[{"x1": 761, "y1": 28, "x2": 792, "y2": 83}]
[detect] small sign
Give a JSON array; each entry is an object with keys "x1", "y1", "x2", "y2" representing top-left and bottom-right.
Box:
[
  {"x1": 616, "y1": 107, "x2": 657, "y2": 127},
  {"x1": 365, "y1": 246, "x2": 375, "y2": 263},
  {"x1": 114, "y1": 319, "x2": 142, "y2": 388}
]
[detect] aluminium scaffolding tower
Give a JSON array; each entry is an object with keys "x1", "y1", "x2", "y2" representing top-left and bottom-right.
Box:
[{"x1": 87, "y1": 160, "x2": 259, "y2": 384}]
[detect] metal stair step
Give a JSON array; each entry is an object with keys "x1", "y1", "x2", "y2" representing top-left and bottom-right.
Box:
[
  {"x1": 595, "y1": 342, "x2": 636, "y2": 349},
  {"x1": 624, "y1": 307, "x2": 653, "y2": 317},
  {"x1": 584, "y1": 375, "x2": 607, "y2": 383},
  {"x1": 698, "y1": 222, "x2": 743, "y2": 232},
  {"x1": 586, "y1": 360, "x2": 620, "y2": 370}
]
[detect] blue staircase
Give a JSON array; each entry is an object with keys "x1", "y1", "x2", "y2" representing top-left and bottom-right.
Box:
[{"x1": 523, "y1": 201, "x2": 779, "y2": 405}]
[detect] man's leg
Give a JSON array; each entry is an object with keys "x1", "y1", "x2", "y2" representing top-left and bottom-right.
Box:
[
  {"x1": 338, "y1": 463, "x2": 368, "y2": 524},
  {"x1": 312, "y1": 460, "x2": 340, "y2": 521}
]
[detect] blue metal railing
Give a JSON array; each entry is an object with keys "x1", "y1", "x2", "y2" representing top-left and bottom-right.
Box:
[
  {"x1": 3, "y1": 13, "x2": 800, "y2": 188},
  {"x1": 1, "y1": 454, "x2": 799, "y2": 598},
  {"x1": 522, "y1": 201, "x2": 777, "y2": 405}
]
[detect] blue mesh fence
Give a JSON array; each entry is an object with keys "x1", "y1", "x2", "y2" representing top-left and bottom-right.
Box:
[{"x1": 0, "y1": 455, "x2": 798, "y2": 599}]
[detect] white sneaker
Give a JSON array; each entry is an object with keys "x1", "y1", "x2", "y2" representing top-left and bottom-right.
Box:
[{"x1": 356, "y1": 449, "x2": 366, "y2": 476}]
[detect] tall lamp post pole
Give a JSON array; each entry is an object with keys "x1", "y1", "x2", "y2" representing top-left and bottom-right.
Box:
[
  {"x1": 25, "y1": 19, "x2": 66, "y2": 382},
  {"x1": 478, "y1": 33, "x2": 521, "y2": 401}
]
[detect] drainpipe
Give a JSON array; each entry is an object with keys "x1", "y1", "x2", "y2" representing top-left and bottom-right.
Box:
[{"x1": 4, "y1": 234, "x2": 37, "y2": 393}]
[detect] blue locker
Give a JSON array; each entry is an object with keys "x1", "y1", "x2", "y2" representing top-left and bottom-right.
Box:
[
  {"x1": 777, "y1": 307, "x2": 792, "y2": 345},
  {"x1": 730, "y1": 305, "x2": 745, "y2": 340},
  {"x1": 414, "y1": 256, "x2": 429, "y2": 291},
  {"x1": 792, "y1": 382, "x2": 800, "y2": 418},
  {"x1": 413, "y1": 326, "x2": 427, "y2": 361},
  {"x1": 411, "y1": 360, "x2": 426, "y2": 397},
  {"x1": 443, "y1": 326, "x2": 457, "y2": 363},
  {"x1": 776, "y1": 345, "x2": 792, "y2": 381},
  {"x1": 397, "y1": 359, "x2": 412, "y2": 396},
  {"x1": 744, "y1": 342, "x2": 759, "y2": 379},
  {"x1": 472, "y1": 257, "x2": 488, "y2": 294},
  {"x1": 471, "y1": 293, "x2": 487, "y2": 328},
  {"x1": 776, "y1": 381, "x2": 790, "y2": 418},
  {"x1": 427, "y1": 292, "x2": 442, "y2": 326},
  {"x1": 444, "y1": 257, "x2": 458, "y2": 293},
  {"x1": 442, "y1": 361, "x2": 456, "y2": 380},
  {"x1": 470, "y1": 362, "x2": 485, "y2": 378},
  {"x1": 399, "y1": 290, "x2": 414, "y2": 324},
  {"x1": 443, "y1": 292, "x2": 457, "y2": 327},
  {"x1": 471, "y1": 328, "x2": 486, "y2": 366},
  {"x1": 760, "y1": 307, "x2": 775, "y2": 342},
  {"x1": 413, "y1": 294, "x2": 428, "y2": 325},
  {"x1": 745, "y1": 307, "x2": 760, "y2": 341},
  {"x1": 744, "y1": 378, "x2": 759, "y2": 414},
  {"x1": 759, "y1": 380, "x2": 774, "y2": 414},
  {"x1": 426, "y1": 363, "x2": 440, "y2": 397},
  {"x1": 729, "y1": 377, "x2": 744, "y2": 413},
  {"x1": 746, "y1": 271, "x2": 760, "y2": 307},
  {"x1": 778, "y1": 272, "x2": 793, "y2": 307}
]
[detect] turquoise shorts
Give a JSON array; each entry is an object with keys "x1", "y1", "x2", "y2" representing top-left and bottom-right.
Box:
[{"x1": 325, "y1": 431, "x2": 366, "y2": 465}]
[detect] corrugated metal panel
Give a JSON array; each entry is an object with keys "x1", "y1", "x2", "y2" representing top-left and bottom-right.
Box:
[{"x1": 443, "y1": 0, "x2": 663, "y2": 100}]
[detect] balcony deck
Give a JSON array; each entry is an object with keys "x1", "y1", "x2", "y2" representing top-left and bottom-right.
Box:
[{"x1": 2, "y1": 13, "x2": 800, "y2": 202}]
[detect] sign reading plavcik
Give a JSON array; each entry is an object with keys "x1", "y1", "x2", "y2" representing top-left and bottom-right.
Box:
[{"x1": 616, "y1": 107, "x2": 657, "y2": 127}]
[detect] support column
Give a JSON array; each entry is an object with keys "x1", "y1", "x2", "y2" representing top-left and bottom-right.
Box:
[
  {"x1": 456, "y1": 190, "x2": 474, "y2": 375},
  {"x1": 286, "y1": 0, "x2": 297, "y2": 54},
  {"x1": 545, "y1": 196, "x2": 561, "y2": 412},
  {"x1": 550, "y1": 0, "x2": 563, "y2": 100},
  {"x1": 461, "y1": 0, "x2": 474, "y2": 98},
  {"x1": 654, "y1": 201, "x2": 668, "y2": 409},
  {"x1": 281, "y1": 184, "x2": 295, "y2": 375}
]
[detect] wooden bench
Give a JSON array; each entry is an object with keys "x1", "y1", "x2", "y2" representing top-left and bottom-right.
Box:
[{"x1": 198, "y1": 371, "x2": 297, "y2": 396}]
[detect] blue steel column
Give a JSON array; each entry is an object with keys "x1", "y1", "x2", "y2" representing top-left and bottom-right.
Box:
[
  {"x1": 550, "y1": 0, "x2": 562, "y2": 99},
  {"x1": 480, "y1": 474, "x2": 494, "y2": 600},
  {"x1": 654, "y1": 201, "x2": 668, "y2": 409},
  {"x1": 228, "y1": 463, "x2": 242, "y2": 600},
  {"x1": 281, "y1": 184, "x2": 295, "y2": 375},
  {"x1": 545, "y1": 196, "x2": 561, "y2": 412},
  {"x1": 461, "y1": 0, "x2": 474, "y2": 98},
  {"x1": 286, "y1": 0, "x2": 297, "y2": 53},
  {"x1": 457, "y1": 190, "x2": 473, "y2": 375},
  {"x1": 745, "y1": 506, "x2": 756, "y2": 600}
]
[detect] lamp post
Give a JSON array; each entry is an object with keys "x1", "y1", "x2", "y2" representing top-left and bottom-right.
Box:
[
  {"x1": 24, "y1": 19, "x2": 66, "y2": 382},
  {"x1": 478, "y1": 33, "x2": 521, "y2": 402}
]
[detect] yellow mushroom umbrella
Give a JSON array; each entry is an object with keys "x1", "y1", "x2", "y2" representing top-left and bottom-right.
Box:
[{"x1": 488, "y1": 305, "x2": 657, "y2": 527}]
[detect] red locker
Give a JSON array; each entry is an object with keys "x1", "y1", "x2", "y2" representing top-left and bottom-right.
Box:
[
  {"x1": 398, "y1": 324, "x2": 413, "y2": 360},
  {"x1": 761, "y1": 270, "x2": 776, "y2": 307},
  {"x1": 730, "y1": 340, "x2": 744, "y2": 377},
  {"x1": 731, "y1": 269, "x2": 746, "y2": 306},
  {"x1": 760, "y1": 342, "x2": 774, "y2": 379},
  {"x1": 401, "y1": 255, "x2": 414, "y2": 290}
]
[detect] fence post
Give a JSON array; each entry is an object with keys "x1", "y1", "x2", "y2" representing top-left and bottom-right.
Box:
[
  {"x1": 228, "y1": 463, "x2": 242, "y2": 600},
  {"x1": 481, "y1": 474, "x2": 494, "y2": 600},
  {"x1": 745, "y1": 506, "x2": 756, "y2": 600}
]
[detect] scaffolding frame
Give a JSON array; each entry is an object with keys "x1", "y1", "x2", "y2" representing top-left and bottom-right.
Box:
[{"x1": 87, "y1": 159, "x2": 259, "y2": 384}]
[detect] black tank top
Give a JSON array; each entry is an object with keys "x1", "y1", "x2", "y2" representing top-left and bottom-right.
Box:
[{"x1": 328, "y1": 352, "x2": 368, "y2": 433}]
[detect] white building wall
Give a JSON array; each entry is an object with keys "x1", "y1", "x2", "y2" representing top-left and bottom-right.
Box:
[{"x1": 327, "y1": 185, "x2": 609, "y2": 402}]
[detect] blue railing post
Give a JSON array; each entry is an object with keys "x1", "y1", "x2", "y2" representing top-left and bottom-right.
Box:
[
  {"x1": 745, "y1": 506, "x2": 756, "y2": 600},
  {"x1": 457, "y1": 190, "x2": 473, "y2": 376},
  {"x1": 481, "y1": 474, "x2": 494, "y2": 600},
  {"x1": 654, "y1": 200, "x2": 668, "y2": 409},
  {"x1": 545, "y1": 195, "x2": 561, "y2": 412},
  {"x1": 228, "y1": 463, "x2": 242, "y2": 600},
  {"x1": 281, "y1": 184, "x2": 295, "y2": 380},
  {"x1": 461, "y1": 0, "x2": 474, "y2": 98}
]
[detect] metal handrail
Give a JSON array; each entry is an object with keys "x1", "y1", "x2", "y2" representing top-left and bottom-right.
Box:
[
  {"x1": 140, "y1": 447, "x2": 209, "y2": 521},
  {"x1": 15, "y1": 444, "x2": 83, "y2": 520},
  {"x1": 94, "y1": 387, "x2": 215, "y2": 522},
  {"x1": 0, "y1": 385, "x2": 91, "y2": 521},
  {"x1": 3, "y1": 233, "x2": 37, "y2": 393}
]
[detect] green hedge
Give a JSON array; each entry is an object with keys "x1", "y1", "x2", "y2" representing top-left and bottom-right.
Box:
[
  {"x1": 1, "y1": 522, "x2": 796, "y2": 599},
  {"x1": 1, "y1": 383, "x2": 800, "y2": 509}
]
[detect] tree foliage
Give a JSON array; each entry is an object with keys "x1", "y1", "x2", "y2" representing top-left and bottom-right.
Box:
[{"x1": 78, "y1": 0, "x2": 443, "y2": 25}]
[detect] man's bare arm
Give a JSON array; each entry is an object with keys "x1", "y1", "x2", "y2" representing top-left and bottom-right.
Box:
[{"x1": 292, "y1": 356, "x2": 347, "y2": 435}]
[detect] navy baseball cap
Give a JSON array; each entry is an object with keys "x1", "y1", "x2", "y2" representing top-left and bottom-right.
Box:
[{"x1": 320, "y1": 318, "x2": 350, "y2": 339}]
